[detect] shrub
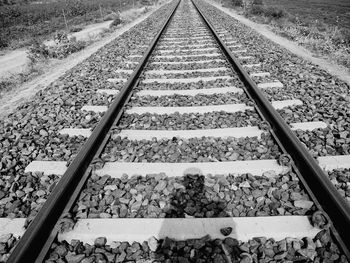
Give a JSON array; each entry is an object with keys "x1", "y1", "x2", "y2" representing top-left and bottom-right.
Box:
[
  {"x1": 110, "y1": 14, "x2": 122, "y2": 27},
  {"x1": 245, "y1": 1, "x2": 286, "y2": 20},
  {"x1": 252, "y1": 0, "x2": 263, "y2": 5},
  {"x1": 103, "y1": 12, "x2": 119, "y2": 21},
  {"x1": 141, "y1": 0, "x2": 152, "y2": 6},
  {"x1": 27, "y1": 39, "x2": 50, "y2": 63},
  {"x1": 231, "y1": 0, "x2": 243, "y2": 6},
  {"x1": 100, "y1": 27, "x2": 113, "y2": 37},
  {"x1": 53, "y1": 31, "x2": 69, "y2": 44},
  {"x1": 69, "y1": 26, "x2": 83, "y2": 33},
  {"x1": 0, "y1": 79, "x2": 15, "y2": 95},
  {"x1": 49, "y1": 37, "x2": 86, "y2": 58},
  {"x1": 49, "y1": 33, "x2": 86, "y2": 58},
  {"x1": 263, "y1": 6, "x2": 286, "y2": 19},
  {"x1": 0, "y1": 34, "x2": 9, "y2": 48},
  {"x1": 332, "y1": 28, "x2": 350, "y2": 46},
  {"x1": 334, "y1": 49, "x2": 350, "y2": 68},
  {"x1": 142, "y1": 6, "x2": 150, "y2": 13},
  {"x1": 249, "y1": 4, "x2": 264, "y2": 15},
  {"x1": 253, "y1": 6, "x2": 286, "y2": 19},
  {"x1": 28, "y1": 32, "x2": 86, "y2": 61}
]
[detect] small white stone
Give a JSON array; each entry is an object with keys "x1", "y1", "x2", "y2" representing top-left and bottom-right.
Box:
[
  {"x1": 148, "y1": 236, "x2": 159, "y2": 252},
  {"x1": 110, "y1": 241, "x2": 121, "y2": 249},
  {"x1": 104, "y1": 185, "x2": 118, "y2": 191},
  {"x1": 159, "y1": 201, "x2": 166, "y2": 209},
  {"x1": 239, "y1": 181, "x2": 251, "y2": 188},
  {"x1": 231, "y1": 185, "x2": 238, "y2": 191},
  {"x1": 294, "y1": 200, "x2": 314, "y2": 209}
]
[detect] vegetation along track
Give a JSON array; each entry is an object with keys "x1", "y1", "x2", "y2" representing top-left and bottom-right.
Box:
[{"x1": 1, "y1": 0, "x2": 350, "y2": 262}]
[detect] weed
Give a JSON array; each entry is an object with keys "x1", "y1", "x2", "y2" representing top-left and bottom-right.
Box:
[
  {"x1": 141, "y1": 0, "x2": 152, "y2": 6},
  {"x1": 332, "y1": 28, "x2": 350, "y2": 46},
  {"x1": 0, "y1": 34, "x2": 9, "y2": 48},
  {"x1": 234, "y1": 0, "x2": 350, "y2": 69},
  {"x1": 245, "y1": 4, "x2": 286, "y2": 19},
  {"x1": 49, "y1": 36, "x2": 86, "y2": 59},
  {"x1": 231, "y1": 0, "x2": 242, "y2": 6},
  {"x1": 264, "y1": 7, "x2": 286, "y2": 19},
  {"x1": 103, "y1": 12, "x2": 120, "y2": 21},
  {"x1": 110, "y1": 14, "x2": 122, "y2": 28},
  {"x1": 69, "y1": 26, "x2": 83, "y2": 33},
  {"x1": 0, "y1": 79, "x2": 15, "y2": 95},
  {"x1": 28, "y1": 32, "x2": 86, "y2": 61},
  {"x1": 100, "y1": 27, "x2": 113, "y2": 38},
  {"x1": 27, "y1": 39, "x2": 50, "y2": 63}
]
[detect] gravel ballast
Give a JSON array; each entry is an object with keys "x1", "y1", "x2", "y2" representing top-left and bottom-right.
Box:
[
  {"x1": 0, "y1": 234, "x2": 20, "y2": 262},
  {"x1": 294, "y1": 128, "x2": 350, "y2": 157},
  {"x1": 1, "y1": 0, "x2": 350, "y2": 260},
  {"x1": 193, "y1": 0, "x2": 350, "y2": 163},
  {"x1": 130, "y1": 93, "x2": 250, "y2": 107},
  {"x1": 118, "y1": 111, "x2": 262, "y2": 130},
  {"x1": 138, "y1": 78, "x2": 244, "y2": 90},
  {"x1": 44, "y1": 230, "x2": 348, "y2": 262},
  {"x1": 327, "y1": 169, "x2": 350, "y2": 203},
  {"x1": 146, "y1": 60, "x2": 228, "y2": 70},
  {"x1": 144, "y1": 70, "x2": 233, "y2": 79},
  {"x1": 73, "y1": 172, "x2": 314, "y2": 219},
  {"x1": 102, "y1": 135, "x2": 280, "y2": 163},
  {"x1": 0, "y1": 0, "x2": 178, "y2": 218},
  {"x1": 0, "y1": 172, "x2": 60, "y2": 218}
]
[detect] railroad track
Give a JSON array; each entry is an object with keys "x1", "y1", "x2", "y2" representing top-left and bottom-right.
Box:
[{"x1": 2, "y1": 0, "x2": 350, "y2": 261}]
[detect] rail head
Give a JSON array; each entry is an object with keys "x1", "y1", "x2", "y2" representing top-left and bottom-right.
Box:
[
  {"x1": 191, "y1": 0, "x2": 350, "y2": 257},
  {"x1": 7, "y1": 1, "x2": 181, "y2": 262}
]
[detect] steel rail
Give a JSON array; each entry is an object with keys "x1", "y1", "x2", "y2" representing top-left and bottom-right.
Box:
[
  {"x1": 192, "y1": 0, "x2": 350, "y2": 256},
  {"x1": 7, "y1": 1, "x2": 180, "y2": 262}
]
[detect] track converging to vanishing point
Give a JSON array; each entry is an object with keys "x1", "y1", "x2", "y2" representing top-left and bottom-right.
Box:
[{"x1": 3, "y1": 0, "x2": 350, "y2": 262}]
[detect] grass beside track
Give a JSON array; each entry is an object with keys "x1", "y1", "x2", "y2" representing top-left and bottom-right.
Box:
[
  {"x1": 0, "y1": 0, "x2": 147, "y2": 49},
  {"x1": 220, "y1": 0, "x2": 350, "y2": 70},
  {"x1": 0, "y1": 0, "x2": 157, "y2": 101},
  {"x1": 263, "y1": 0, "x2": 350, "y2": 30}
]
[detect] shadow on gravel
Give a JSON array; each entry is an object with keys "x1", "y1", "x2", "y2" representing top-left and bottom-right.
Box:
[
  {"x1": 164, "y1": 171, "x2": 228, "y2": 218},
  {"x1": 152, "y1": 171, "x2": 241, "y2": 262}
]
